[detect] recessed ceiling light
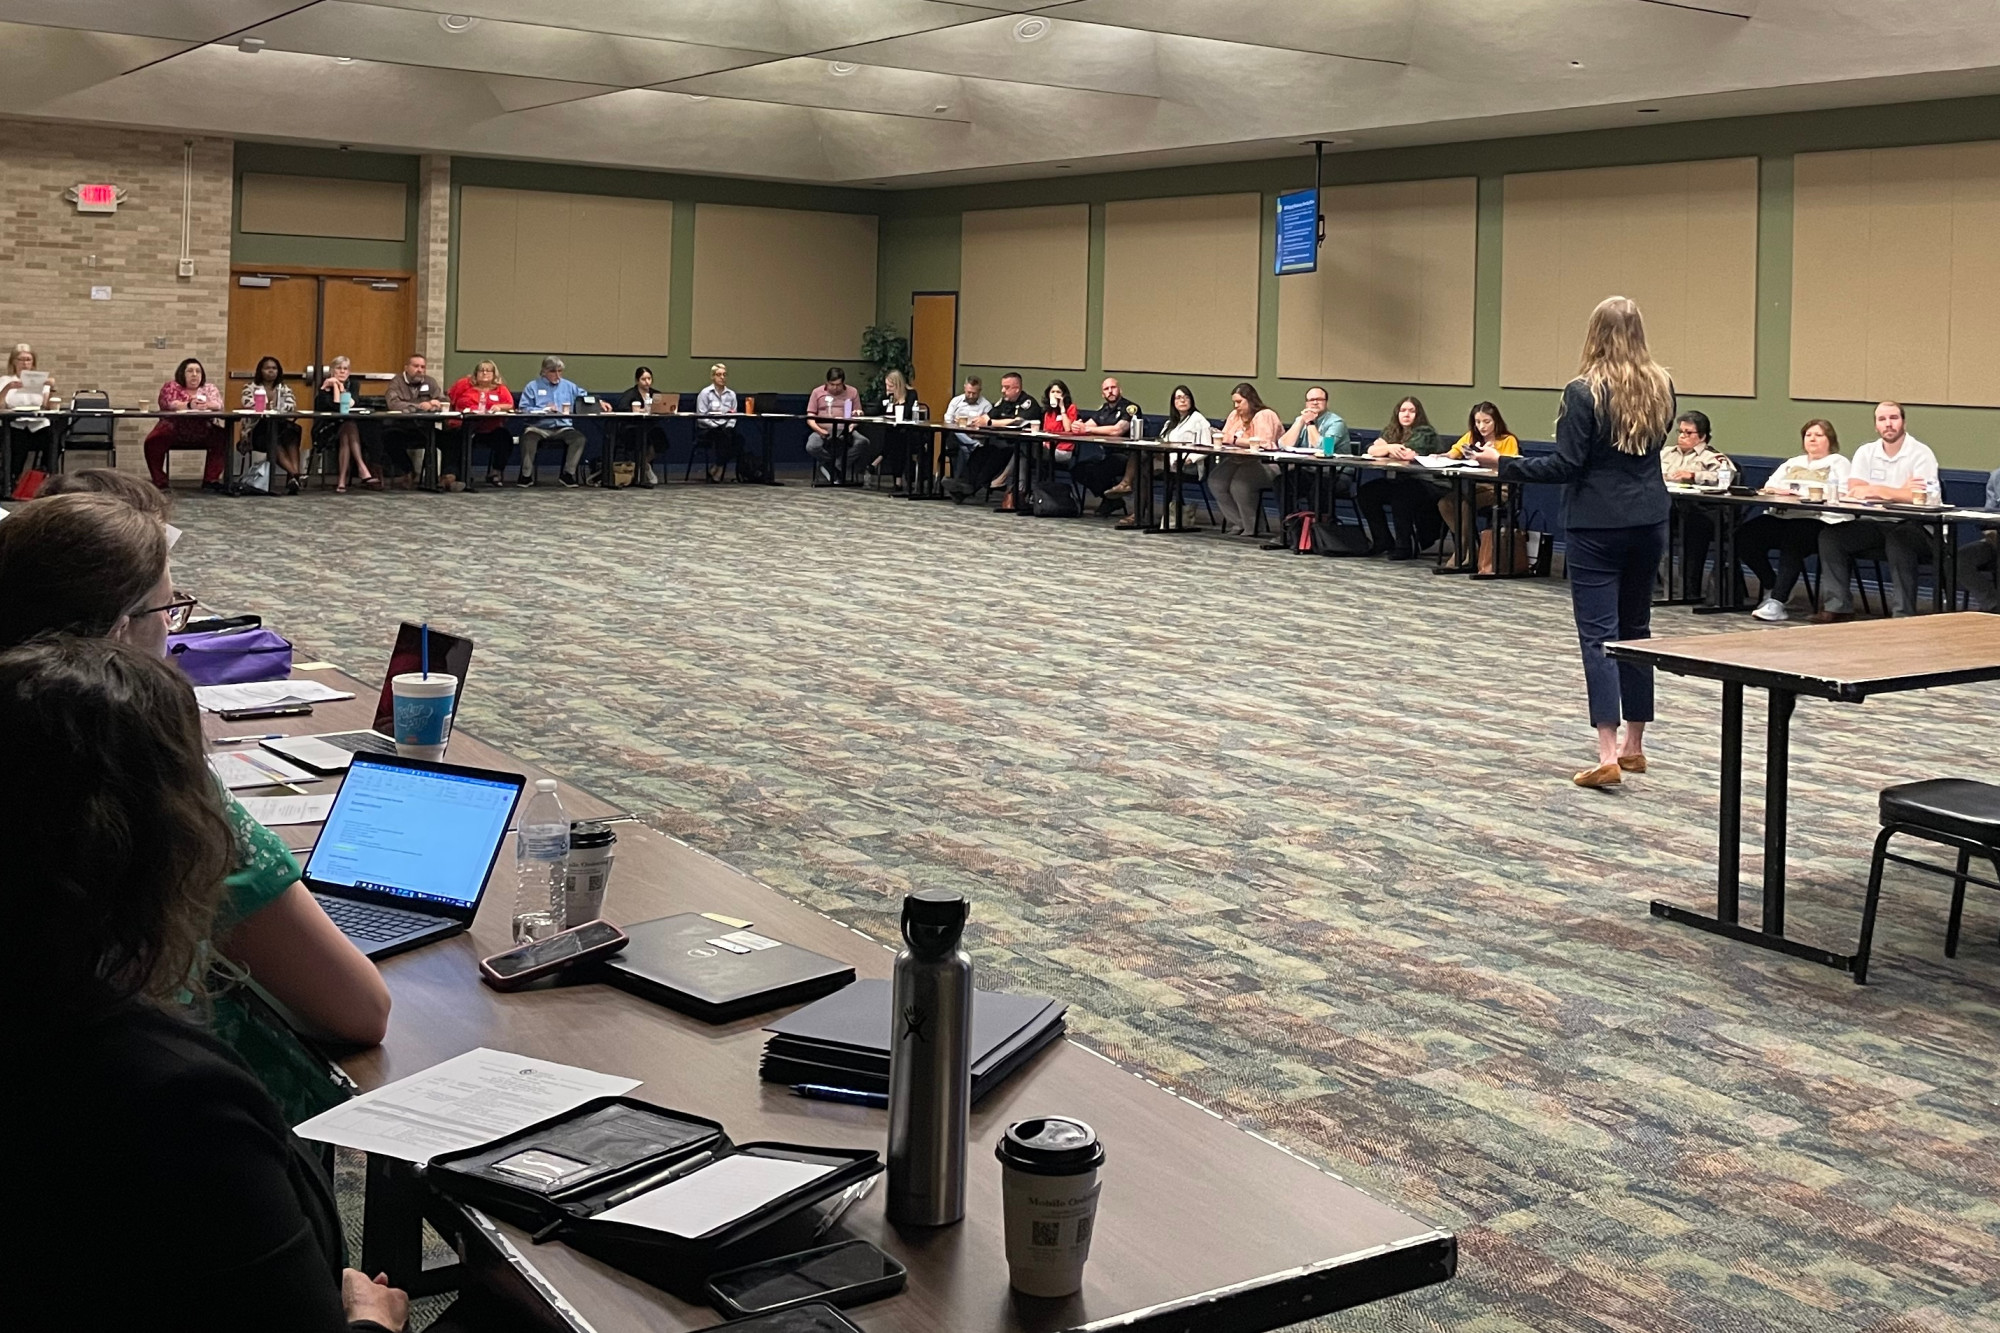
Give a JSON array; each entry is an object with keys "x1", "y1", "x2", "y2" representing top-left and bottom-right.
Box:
[
  {"x1": 438, "y1": 13, "x2": 477, "y2": 34},
  {"x1": 1568, "y1": 59, "x2": 1584, "y2": 68},
  {"x1": 334, "y1": 55, "x2": 354, "y2": 64},
  {"x1": 237, "y1": 36, "x2": 266, "y2": 53},
  {"x1": 828, "y1": 60, "x2": 858, "y2": 76},
  {"x1": 1013, "y1": 17, "x2": 1051, "y2": 42}
]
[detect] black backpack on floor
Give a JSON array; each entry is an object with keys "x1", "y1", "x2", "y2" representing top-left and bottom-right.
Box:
[{"x1": 1032, "y1": 483, "x2": 1080, "y2": 517}]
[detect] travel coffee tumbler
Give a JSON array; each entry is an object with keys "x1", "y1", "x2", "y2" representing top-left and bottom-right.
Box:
[
  {"x1": 563, "y1": 820, "x2": 616, "y2": 926},
  {"x1": 997, "y1": 1117, "x2": 1105, "y2": 1297}
]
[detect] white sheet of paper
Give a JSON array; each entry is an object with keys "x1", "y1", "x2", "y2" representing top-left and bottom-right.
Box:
[
  {"x1": 1416, "y1": 455, "x2": 1475, "y2": 470},
  {"x1": 208, "y1": 750, "x2": 317, "y2": 790},
  {"x1": 593, "y1": 1154, "x2": 835, "y2": 1238},
  {"x1": 293, "y1": 1048, "x2": 640, "y2": 1164},
  {"x1": 237, "y1": 793, "x2": 336, "y2": 825},
  {"x1": 192, "y1": 679, "x2": 355, "y2": 713}
]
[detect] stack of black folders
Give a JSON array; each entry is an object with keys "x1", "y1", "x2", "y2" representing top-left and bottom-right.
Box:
[{"x1": 760, "y1": 978, "x2": 1067, "y2": 1102}]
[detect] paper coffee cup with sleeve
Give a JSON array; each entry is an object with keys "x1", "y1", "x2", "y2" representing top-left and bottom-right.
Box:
[{"x1": 996, "y1": 1116, "x2": 1105, "y2": 1297}]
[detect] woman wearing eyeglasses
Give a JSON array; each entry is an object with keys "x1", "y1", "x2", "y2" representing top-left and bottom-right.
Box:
[{"x1": 0, "y1": 493, "x2": 392, "y2": 1079}]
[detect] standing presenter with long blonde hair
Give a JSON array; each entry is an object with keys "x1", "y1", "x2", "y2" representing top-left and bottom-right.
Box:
[{"x1": 1470, "y1": 296, "x2": 1673, "y2": 788}]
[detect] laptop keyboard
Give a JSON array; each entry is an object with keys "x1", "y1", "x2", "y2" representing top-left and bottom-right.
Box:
[
  {"x1": 325, "y1": 731, "x2": 397, "y2": 755},
  {"x1": 315, "y1": 894, "x2": 444, "y2": 942}
]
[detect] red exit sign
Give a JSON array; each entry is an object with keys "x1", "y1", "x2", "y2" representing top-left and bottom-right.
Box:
[{"x1": 70, "y1": 183, "x2": 122, "y2": 213}]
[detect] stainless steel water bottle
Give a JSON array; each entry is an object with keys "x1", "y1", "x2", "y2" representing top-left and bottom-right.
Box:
[{"x1": 885, "y1": 889, "x2": 973, "y2": 1226}]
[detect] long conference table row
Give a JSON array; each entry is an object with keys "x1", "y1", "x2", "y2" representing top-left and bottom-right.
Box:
[
  {"x1": 212, "y1": 662, "x2": 1455, "y2": 1332},
  {"x1": 11, "y1": 405, "x2": 1982, "y2": 610}
]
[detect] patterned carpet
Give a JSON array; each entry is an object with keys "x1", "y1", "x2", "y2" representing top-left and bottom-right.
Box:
[{"x1": 172, "y1": 480, "x2": 2000, "y2": 1333}]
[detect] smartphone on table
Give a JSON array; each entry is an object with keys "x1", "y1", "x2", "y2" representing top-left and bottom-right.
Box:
[
  {"x1": 478, "y1": 919, "x2": 628, "y2": 991},
  {"x1": 705, "y1": 1240, "x2": 907, "y2": 1318}
]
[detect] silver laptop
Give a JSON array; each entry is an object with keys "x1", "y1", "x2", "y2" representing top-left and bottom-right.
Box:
[
  {"x1": 264, "y1": 622, "x2": 472, "y2": 775},
  {"x1": 303, "y1": 752, "x2": 524, "y2": 960}
]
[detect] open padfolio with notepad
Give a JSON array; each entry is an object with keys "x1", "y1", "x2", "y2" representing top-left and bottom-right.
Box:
[{"x1": 428, "y1": 1096, "x2": 880, "y2": 1292}]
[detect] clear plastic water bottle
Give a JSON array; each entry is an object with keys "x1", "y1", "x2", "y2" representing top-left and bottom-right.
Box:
[{"x1": 513, "y1": 779, "x2": 569, "y2": 943}]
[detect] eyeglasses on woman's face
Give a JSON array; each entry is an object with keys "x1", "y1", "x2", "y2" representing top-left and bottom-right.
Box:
[{"x1": 133, "y1": 592, "x2": 199, "y2": 633}]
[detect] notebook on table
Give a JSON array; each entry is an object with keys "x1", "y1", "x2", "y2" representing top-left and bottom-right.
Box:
[
  {"x1": 759, "y1": 978, "x2": 1067, "y2": 1102},
  {"x1": 302, "y1": 752, "x2": 523, "y2": 960},
  {"x1": 263, "y1": 621, "x2": 472, "y2": 774},
  {"x1": 597, "y1": 915, "x2": 856, "y2": 1023}
]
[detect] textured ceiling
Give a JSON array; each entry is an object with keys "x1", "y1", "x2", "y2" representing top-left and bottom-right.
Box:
[{"x1": 2, "y1": 1, "x2": 1998, "y2": 186}]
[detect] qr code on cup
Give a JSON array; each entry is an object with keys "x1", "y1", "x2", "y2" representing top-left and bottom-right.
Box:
[{"x1": 1032, "y1": 1220, "x2": 1061, "y2": 1247}]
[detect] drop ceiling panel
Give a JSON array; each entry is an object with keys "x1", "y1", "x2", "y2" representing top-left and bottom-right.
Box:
[{"x1": 6, "y1": 1, "x2": 2000, "y2": 185}]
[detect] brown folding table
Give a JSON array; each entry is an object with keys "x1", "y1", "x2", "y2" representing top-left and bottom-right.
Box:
[
  {"x1": 217, "y1": 667, "x2": 1454, "y2": 1332},
  {"x1": 1607, "y1": 614, "x2": 2000, "y2": 973}
]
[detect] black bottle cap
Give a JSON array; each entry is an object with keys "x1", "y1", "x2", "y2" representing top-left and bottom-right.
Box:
[
  {"x1": 996, "y1": 1117, "x2": 1104, "y2": 1176},
  {"x1": 568, "y1": 819, "x2": 616, "y2": 850},
  {"x1": 900, "y1": 890, "x2": 967, "y2": 956}
]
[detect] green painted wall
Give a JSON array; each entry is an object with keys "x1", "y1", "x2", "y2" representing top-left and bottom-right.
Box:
[
  {"x1": 875, "y1": 95, "x2": 2000, "y2": 469},
  {"x1": 444, "y1": 157, "x2": 883, "y2": 397},
  {"x1": 230, "y1": 143, "x2": 419, "y2": 271}
]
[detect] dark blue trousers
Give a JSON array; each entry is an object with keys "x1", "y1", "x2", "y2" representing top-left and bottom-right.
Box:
[{"x1": 1566, "y1": 522, "x2": 1668, "y2": 728}]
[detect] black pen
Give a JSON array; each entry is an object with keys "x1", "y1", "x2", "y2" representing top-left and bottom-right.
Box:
[
  {"x1": 598, "y1": 1150, "x2": 716, "y2": 1209},
  {"x1": 792, "y1": 1083, "x2": 889, "y2": 1109}
]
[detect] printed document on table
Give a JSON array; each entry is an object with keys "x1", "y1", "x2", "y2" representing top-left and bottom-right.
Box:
[
  {"x1": 192, "y1": 679, "x2": 355, "y2": 713},
  {"x1": 238, "y1": 793, "x2": 336, "y2": 825},
  {"x1": 593, "y1": 1154, "x2": 835, "y2": 1237},
  {"x1": 294, "y1": 1048, "x2": 641, "y2": 1163},
  {"x1": 1416, "y1": 455, "x2": 1476, "y2": 469},
  {"x1": 208, "y1": 750, "x2": 317, "y2": 790}
]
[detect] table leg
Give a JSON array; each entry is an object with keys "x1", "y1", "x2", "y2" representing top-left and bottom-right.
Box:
[
  {"x1": 1130, "y1": 448, "x2": 1156, "y2": 532},
  {"x1": 1693, "y1": 501, "x2": 1746, "y2": 614},
  {"x1": 1651, "y1": 683, "x2": 1853, "y2": 970},
  {"x1": 1935, "y1": 516, "x2": 1952, "y2": 612},
  {"x1": 1433, "y1": 473, "x2": 1473, "y2": 574}
]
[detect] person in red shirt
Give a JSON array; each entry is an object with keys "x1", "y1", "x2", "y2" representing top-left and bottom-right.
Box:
[
  {"x1": 142, "y1": 358, "x2": 228, "y2": 491},
  {"x1": 447, "y1": 360, "x2": 516, "y2": 486}
]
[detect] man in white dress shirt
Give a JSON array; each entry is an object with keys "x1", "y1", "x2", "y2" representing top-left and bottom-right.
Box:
[
  {"x1": 695, "y1": 362, "x2": 739, "y2": 481},
  {"x1": 943, "y1": 376, "x2": 990, "y2": 471},
  {"x1": 1813, "y1": 401, "x2": 1941, "y2": 621}
]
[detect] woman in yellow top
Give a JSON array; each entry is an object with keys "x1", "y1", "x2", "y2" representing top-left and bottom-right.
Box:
[{"x1": 1439, "y1": 401, "x2": 1519, "y2": 550}]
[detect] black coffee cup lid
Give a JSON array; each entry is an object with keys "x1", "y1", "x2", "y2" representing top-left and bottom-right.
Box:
[
  {"x1": 996, "y1": 1117, "x2": 1104, "y2": 1175},
  {"x1": 568, "y1": 820, "x2": 616, "y2": 849}
]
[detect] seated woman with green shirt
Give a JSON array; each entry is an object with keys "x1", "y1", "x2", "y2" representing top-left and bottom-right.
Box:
[
  {"x1": 0, "y1": 494, "x2": 390, "y2": 1105},
  {"x1": 1358, "y1": 396, "x2": 1446, "y2": 559}
]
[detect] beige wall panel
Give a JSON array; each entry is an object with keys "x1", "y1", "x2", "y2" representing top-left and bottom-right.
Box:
[
  {"x1": 959, "y1": 204, "x2": 1088, "y2": 370},
  {"x1": 1501, "y1": 158, "x2": 1758, "y2": 397},
  {"x1": 239, "y1": 172, "x2": 407, "y2": 240},
  {"x1": 1276, "y1": 177, "x2": 1476, "y2": 386},
  {"x1": 1789, "y1": 151, "x2": 1872, "y2": 400},
  {"x1": 690, "y1": 204, "x2": 877, "y2": 360},
  {"x1": 456, "y1": 186, "x2": 672, "y2": 356},
  {"x1": 1792, "y1": 140, "x2": 2000, "y2": 407},
  {"x1": 1948, "y1": 141, "x2": 2000, "y2": 407},
  {"x1": 1865, "y1": 146, "x2": 1954, "y2": 405},
  {"x1": 1102, "y1": 193, "x2": 1259, "y2": 377}
]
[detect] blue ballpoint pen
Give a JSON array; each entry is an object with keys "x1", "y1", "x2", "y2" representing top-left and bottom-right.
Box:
[{"x1": 791, "y1": 1083, "x2": 889, "y2": 1109}]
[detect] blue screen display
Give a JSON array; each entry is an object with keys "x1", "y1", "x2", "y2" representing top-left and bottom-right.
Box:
[
  {"x1": 1274, "y1": 189, "x2": 1319, "y2": 275},
  {"x1": 309, "y1": 760, "x2": 519, "y2": 908}
]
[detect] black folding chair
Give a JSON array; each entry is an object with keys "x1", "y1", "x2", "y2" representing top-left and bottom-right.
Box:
[{"x1": 1854, "y1": 778, "x2": 2000, "y2": 983}]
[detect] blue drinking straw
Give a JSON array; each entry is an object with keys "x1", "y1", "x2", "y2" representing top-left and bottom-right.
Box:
[{"x1": 421, "y1": 622, "x2": 429, "y2": 679}]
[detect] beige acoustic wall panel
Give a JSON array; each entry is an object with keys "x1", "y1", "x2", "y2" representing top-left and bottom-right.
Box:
[
  {"x1": 239, "y1": 173, "x2": 407, "y2": 240},
  {"x1": 1102, "y1": 193, "x2": 1260, "y2": 377},
  {"x1": 1792, "y1": 141, "x2": 2000, "y2": 407},
  {"x1": 959, "y1": 204, "x2": 1088, "y2": 370},
  {"x1": 456, "y1": 186, "x2": 672, "y2": 356},
  {"x1": 1499, "y1": 158, "x2": 1758, "y2": 397},
  {"x1": 1277, "y1": 177, "x2": 1477, "y2": 386},
  {"x1": 691, "y1": 204, "x2": 878, "y2": 360}
]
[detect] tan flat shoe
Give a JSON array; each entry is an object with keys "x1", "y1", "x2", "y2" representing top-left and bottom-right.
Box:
[
  {"x1": 1573, "y1": 762, "x2": 1623, "y2": 788},
  {"x1": 1617, "y1": 754, "x2": 1647, "y2": 773}
]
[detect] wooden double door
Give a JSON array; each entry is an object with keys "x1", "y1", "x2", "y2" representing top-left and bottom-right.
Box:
[{"x1": 225, "y1": 266, "x2": 417, "y2": 396}]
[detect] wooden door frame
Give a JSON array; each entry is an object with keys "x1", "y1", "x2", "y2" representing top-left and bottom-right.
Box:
[{"x1": 909, "y1": 289, "x2": 960, "y2": 411}]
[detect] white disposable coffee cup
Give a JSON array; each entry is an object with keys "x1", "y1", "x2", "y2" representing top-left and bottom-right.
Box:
[
  {"x1": 996, "y1": 1117, "x2": 1105, "y2": 1298},
  {"x1": 389, "y1": 672, "x2": 456, "y2": 761}
]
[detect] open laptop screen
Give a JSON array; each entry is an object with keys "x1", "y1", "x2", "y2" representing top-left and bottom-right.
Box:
[
  {"x1": 371, "y1": 622, "x2": 474, "y2": 735},
  {"x1": 307, "y1": 756, "x2": 521, "y2": 911}
]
